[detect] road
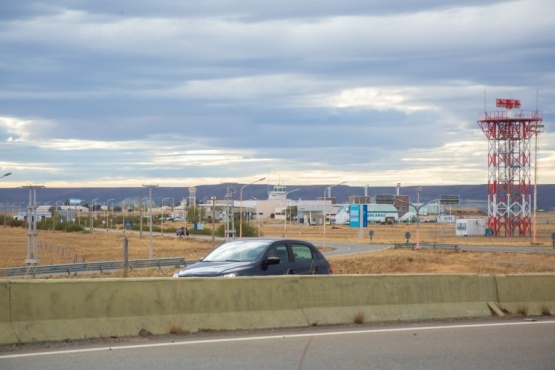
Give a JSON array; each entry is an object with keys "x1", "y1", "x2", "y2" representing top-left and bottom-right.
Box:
[
  {"x1": 2, "y1": 318, "x2": 554, "y2": 369},
  {"x1": 97, "y1": 228, "x2": 555, "y2": 257},
  {"x1": 321, "y1": 241, "x2": 555, "y2": 257}
]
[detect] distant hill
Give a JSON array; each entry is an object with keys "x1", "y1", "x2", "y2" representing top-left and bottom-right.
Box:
[{"x1": 1, "y1": 184, "x2": 554, "y2": 212}]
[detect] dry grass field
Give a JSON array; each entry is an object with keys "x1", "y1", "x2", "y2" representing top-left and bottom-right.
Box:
[{"x1": 1, "y1": 212, "x2": 555, "y2": 277}]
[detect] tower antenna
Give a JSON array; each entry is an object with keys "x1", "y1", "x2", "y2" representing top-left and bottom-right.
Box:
[{"x1": 477, "y1": 98, "x2": 543, "y2": 238}]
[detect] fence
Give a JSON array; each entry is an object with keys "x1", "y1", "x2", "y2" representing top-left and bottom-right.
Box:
[{"x1": 0, "y1": 257, "x2": 186, "y2": 277}]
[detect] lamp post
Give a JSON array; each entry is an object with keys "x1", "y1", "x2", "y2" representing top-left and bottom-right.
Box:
[
  {"x1": 322, "y1": 181, "x2": 347, "y2": 249},
  {"x1": 161, "y1": 197, "x2": 170, "y2": 235},
  {"x1": 54, "y1": 200, "x2": 65, "y2": 229},
  {"x1": 106, "y1": 199, "x2": 114, "y2": 230},
  {"x1": 239, "y1": 177, "x2": 265, "y2": 238},
  {"x1": 0, "y1": 172, "x2": 11, "y2": 180},
  {"x1": 89, "y1": 199, "x2": 98, "y2": 232},
  {"x1": 283, "y1": 189, "x2": 299, "y2": 236},
  {"x1": 396, "y1": 198, "x2": 442, "y2": 250},
  {"x1": 142, "y1": 184, "x2": 159, "y2": 259},
  {"x1": 211, "y1": 196, "x2": 216, "y2": 248}
]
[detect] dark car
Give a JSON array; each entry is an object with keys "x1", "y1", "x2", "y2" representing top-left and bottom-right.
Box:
[{"x1": 173, "y1": 238, "x2": 331, "y2": 277}]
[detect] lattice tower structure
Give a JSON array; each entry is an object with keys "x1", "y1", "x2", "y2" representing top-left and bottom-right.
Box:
[
  {"x1": 188, "y1": 186, "x2": 197, "y2": 208},
  {"x1": 477, "y1": 99, "x2": 542, "y2": 237}
]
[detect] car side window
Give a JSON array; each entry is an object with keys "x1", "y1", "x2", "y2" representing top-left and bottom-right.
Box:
[
  {"x1": 292, "y1": 244, "x2": 313, "y2": 261},
  {"x1": 267, "y1": 244, "x2": 289, "y2": 263}
]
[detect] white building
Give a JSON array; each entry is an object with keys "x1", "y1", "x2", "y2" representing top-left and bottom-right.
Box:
[{"x1": 455, "y1": 218, "x2": 487, "y2": 236}]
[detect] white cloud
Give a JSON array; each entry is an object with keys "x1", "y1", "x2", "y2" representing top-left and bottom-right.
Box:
[
  {"x1": 0, "y1": 0, "x2": 554, "y2": 188},
  {"x1": 0, "y1": 116, "x2": 57, "y2": 141}
]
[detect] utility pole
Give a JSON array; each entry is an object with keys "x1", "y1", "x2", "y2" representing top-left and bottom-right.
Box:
[
  {"x1": 21, "y1": 185, "x2": 45, "y2": 265},
  {"x1": 142, "y1": 184, "x2": 159, "y2": 259}
]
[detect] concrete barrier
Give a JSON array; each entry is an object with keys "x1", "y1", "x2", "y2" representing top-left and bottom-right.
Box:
[
  {"x1": 299, "y1": 274, "x2": 497, "y2": 325},
  {"x1": 1, "y1": 274, "x2": 553, "y2": 345},
  {"x1": 0, "y1": 282, "x2": 19, "y2": 345},
  {"x1": 496, "y1": 274, "x2": 555, "y2": 316}
]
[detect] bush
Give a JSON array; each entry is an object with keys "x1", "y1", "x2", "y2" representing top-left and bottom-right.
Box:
[
  {"x1": 63, "y1": 223, "x2": 86, "y2": 232},
  {"x1": 215, "y1": 221, "x2": 260, "y2": 237}
]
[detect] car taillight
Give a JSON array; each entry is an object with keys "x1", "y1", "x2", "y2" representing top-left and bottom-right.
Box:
[{"x1": 329, "y1": 262, "x2": 333, "y2": 274}]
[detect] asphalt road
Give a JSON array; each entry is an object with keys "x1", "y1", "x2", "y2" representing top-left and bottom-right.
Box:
[
  {"x1": 98, "y1": 228, "x2": 555, "y2": 257},
  {"x1": 321, "y1": 241, "x2": 555, "y2": 257},
  {"x1": 2, "y1": 318, "x2": 554, "y2": 369}
]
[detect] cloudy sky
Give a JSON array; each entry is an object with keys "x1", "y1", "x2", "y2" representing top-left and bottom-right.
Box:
[{"x1": 0, "y1": 0, "x2": 553, "y2": 189}]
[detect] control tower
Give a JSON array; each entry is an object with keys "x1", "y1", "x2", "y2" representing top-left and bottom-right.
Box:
[{"x1": 477, "y1": 98, "x2": 543, "y2": 237}]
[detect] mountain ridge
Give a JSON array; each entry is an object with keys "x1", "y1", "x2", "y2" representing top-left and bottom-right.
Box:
[{"x1": 1, "y1": 184, "x2": 554, "y2": 211}]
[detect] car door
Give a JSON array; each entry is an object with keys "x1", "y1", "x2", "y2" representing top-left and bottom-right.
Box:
[
  {"x1": 262, "y1": 242, "x2": 295, "y2": 275},
  {"x1": 290, "y1": 242, "x2": 322, "y2": 274}
]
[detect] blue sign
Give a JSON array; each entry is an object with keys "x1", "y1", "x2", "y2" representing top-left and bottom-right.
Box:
[
  {"x1": 124, "y1": 220, "x2": 133, "y2": 228},
  {"x1": 349, "y1": 204, "x2": 368, "y2": 228}
]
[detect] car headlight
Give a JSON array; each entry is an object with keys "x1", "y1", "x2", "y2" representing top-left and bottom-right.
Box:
[{"x1": 222, "y1": 272, "x2": 238, "y2": 278}]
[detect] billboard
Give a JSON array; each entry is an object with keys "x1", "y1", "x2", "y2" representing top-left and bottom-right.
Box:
[
  {"x1": 375, "y1": 194, "x2": 395, "y2": 204},
  {"x1": 65, "y1": 198, "x2": 82, "y2": 206},
  {"x1": 349, "y1": 204, "x2": 368, "y2": 228},
  {"x1": 439, "y1": 195, "x2": 460, "y2": 205}
]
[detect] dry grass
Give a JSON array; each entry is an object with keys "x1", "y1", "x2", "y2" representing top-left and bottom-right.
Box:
[
  {"x1": 2, "y1": 212, "x2": 555, "y2": 278},
  {"x1": 516, "y1": 304, "x2": 529, "y2": 316},
  {"x1": 353, "y1": 311, "x2": 365, "y2": 324},
  {"x1": 539, "y1": 303, "x2": 552, "y2": 316}
]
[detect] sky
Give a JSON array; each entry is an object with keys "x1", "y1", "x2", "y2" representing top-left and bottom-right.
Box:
[{"x1": 0, "y1": 0, "x2": 554, "y2": 189}]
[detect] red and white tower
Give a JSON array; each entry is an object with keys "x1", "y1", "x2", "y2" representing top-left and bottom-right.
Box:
[{"x1": 477, "y1": 99, "x2": 543, "y2": 237}]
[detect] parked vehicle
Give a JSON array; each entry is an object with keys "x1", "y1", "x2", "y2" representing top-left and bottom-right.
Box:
[
  {"x1": 176, "y1": 227, "x2": 189, "y2": 237},
  {"x1": 173, "y1": 238, "x2": 331, "y2": 277}
]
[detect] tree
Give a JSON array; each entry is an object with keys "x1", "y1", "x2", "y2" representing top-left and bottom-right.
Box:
[{"x1": 187, "y1": 207, "x2": 205, "y2": 224}]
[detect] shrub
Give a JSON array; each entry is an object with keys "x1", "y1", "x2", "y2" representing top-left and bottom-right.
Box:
[
  {"x1": 539, "y1": 303, "x2": 552, "y2": 316},
  {"x1": 63, "y1": 223, "x2": 85, "y2": 232},
  {"x1": 354, "y1": 311, "x2": 365, "y2": 324},
  {"x1": 516, "y1": 304, "x2": 529, "y2": 316}
]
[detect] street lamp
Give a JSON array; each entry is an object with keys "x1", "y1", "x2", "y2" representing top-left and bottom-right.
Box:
[
  {"x1": 106, "y1": 199, "x2": 114, "y2": 230},
  {"x1": 89, "y1": 199, "x2": 98, "y2": 232},
  {"x1": 396, "y1": 198, "x2": 442, "y2": 250},
  {"x1": 142, "y1": 184, "x2": 159, "y2": 259},
  {"x1": 161, "y1": 197, "x2": 171, "y2": 235},
  {"x1": 240, "y1": 177, "x2": 265, "y2": 238},
  {"x1": 211, "y1": 196, "x2": 216, "y2": 248},
  {"x1": 0, "y1": 172, "x2": 11, "y2": 180},
  {"x1": 322, "y1": 181, "x2": 347, "y2": 249},
  {"x1": 283, "y1": 189, "x2": 300, "y2": 236}
]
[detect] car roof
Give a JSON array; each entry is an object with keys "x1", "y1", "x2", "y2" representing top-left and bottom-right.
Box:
[{"x1": 230, "y1": 238, "x2": 314, "y2": 243}]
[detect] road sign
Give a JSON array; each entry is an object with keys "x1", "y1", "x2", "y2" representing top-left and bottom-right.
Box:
[
  {"x1": 440, "y1": 195, "x2": 460, "y2": 205},
  {"x1": 124, "y1": 220, "x2": 133, "y2": 228}
]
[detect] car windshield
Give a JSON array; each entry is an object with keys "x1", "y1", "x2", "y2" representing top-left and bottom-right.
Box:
[{"x1": 202, "y1": 240, "x2": 272, "y2": 262}]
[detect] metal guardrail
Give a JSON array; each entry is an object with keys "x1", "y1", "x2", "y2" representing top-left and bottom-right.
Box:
[
  {"x1": 393, "y1": 242, "x2": 459, "y2": 250},
  {"x1": 393, "y1": 242, "x2": 416, "y2": 249},
  {"x1": 420, "y1": 243, "x2": 459, "y2": 250},
  {"x1": 0, "y1": 257, "x2": 186, "y2": 277}
]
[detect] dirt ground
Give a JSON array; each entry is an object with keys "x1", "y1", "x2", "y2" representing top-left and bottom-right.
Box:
[{"x1": 2, "y1": 213, "x2": 555, "y2": 277}]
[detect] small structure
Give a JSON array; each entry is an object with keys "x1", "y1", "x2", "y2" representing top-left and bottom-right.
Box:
[{"x1": 456, "y1": 218, "x2": 486, "y2": 237}]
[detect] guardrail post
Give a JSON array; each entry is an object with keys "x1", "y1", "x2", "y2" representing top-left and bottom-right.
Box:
[{"x1": 123, "y1": 237, "x2": 129, "y2": 278}]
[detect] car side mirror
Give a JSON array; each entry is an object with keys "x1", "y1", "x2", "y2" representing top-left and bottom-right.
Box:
[{"x1": 265, "y1": 256, "x2": 280, "y2": 266}]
